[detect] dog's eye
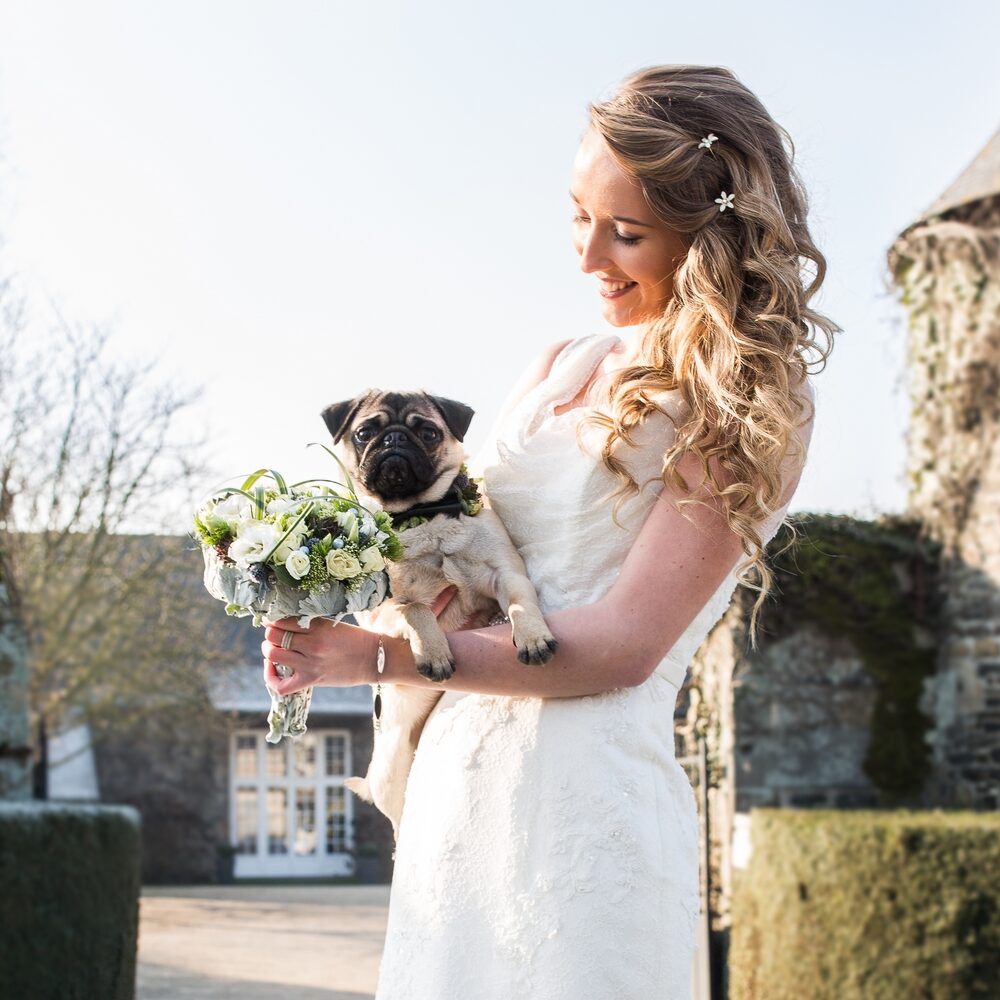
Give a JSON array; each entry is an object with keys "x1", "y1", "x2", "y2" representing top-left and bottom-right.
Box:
[
  {"x1": 420, "y1": 427, "x2": 440, "y2": 443},
  {"x1": 354, "y1": 427, "x2": 373, "y2": 442}
]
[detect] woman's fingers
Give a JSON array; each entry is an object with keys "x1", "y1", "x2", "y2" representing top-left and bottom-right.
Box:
[
  {"x1": 431, "y1": 585, "x2": 458, "y2": 618},
  {"x1": 260, "y1": 635, "x2": 304, "y2": 663},
  {"x1": 263, "y1": 659, "x2": 310, "y2": 696},
  {"x1": 270, "y1": 616, "x2": 310, "y2": 633},
  {"x1": 261, "y1": 619, "x2": 370, "y2": 692}
]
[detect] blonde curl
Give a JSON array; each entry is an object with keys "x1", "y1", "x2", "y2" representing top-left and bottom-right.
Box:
[{"x1": 578, "y1": 65, "x2": 839, "y2": 644}]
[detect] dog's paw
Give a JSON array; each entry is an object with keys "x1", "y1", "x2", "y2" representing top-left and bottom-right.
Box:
[
  {"x1": 344, "y1": 776, "x2": 372, "y2": 803},
  {"x1": 416, "y1": 653, "x2": 457, "y2": 682},
  {"x1": 513, "y1": 631, "x2": 558, "y2": 666}
]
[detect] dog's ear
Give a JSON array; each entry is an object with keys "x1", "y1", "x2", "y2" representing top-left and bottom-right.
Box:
[
  {"x1": 321, "y1": 393, "x2": 369, "y2": 444},
  {"x1": 426, "y1": 394, "x2": 475, "y2": 443}
]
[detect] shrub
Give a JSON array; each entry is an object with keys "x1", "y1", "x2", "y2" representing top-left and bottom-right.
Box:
[
  {"x1": 0, "y1": 802, "x2": 141, "y2": 999},
  {"x1": 730, "y1": 809, "x2": 1000, "y2": 999}
]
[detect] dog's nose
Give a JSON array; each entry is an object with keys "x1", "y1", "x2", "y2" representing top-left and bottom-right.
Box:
[{"x1": 381, "y1": 429, "x2": 408, "y2": 449}]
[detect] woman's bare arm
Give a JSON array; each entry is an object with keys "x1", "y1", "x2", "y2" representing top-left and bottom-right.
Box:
[{"x1": 264, "y1": 417, "x2": 810, "y2": 700}]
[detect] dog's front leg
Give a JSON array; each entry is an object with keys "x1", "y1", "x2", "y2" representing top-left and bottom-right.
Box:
[
  {"x1": 399, "y1": 602, "x2": 456, "y2": 681},
  {"x1": 494, "y1": 570, "x2": 558, "y2": 665}
]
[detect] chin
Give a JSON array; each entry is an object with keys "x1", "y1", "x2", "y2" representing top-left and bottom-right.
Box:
[{"x1": 602, "y1": 307, "x2": 644, "y2": 328}]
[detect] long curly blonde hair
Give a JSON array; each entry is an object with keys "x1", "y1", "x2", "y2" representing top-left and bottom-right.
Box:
[{"x1": 579, "y1": 65, "x2": 838, "y2": 641}]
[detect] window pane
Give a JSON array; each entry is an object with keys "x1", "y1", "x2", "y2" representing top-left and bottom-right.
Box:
[
  {"x1": 295, "y1": 789, "x2": 316, "y2": 856},
  {"x1": 325, "y1": 735, "x2": 347, "y2": 777},
  {"x1": 326, "y1": 786, "x2": 346, "y2": 853},
  {"x1": 235, "y1": 735, "x2": 257, "y2": 779},
  {"x1": 266, "y1": 741, "x2": 287, "y2": 778},
  {"x1": 236, "y1": 788, "x2": 257, "y2": 854},
  {"x1": 267, "y1": 788, "x2": 288, "y2": 854},
  {"x1": 294, "y1": 735, "x2": 318, "y2": 778}
]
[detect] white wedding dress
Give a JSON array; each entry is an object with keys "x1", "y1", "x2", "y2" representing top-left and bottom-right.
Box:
[{"x1": 373, "y1": 334, "x2": 807, "y2": 999}]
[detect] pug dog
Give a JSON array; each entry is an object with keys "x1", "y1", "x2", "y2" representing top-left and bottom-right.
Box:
[{"x1": 321, "y1": 389, "x2": 558, "y2": 840}]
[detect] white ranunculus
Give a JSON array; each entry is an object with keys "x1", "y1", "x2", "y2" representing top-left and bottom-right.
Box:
[
  {"x1": 266, "y1": 496, "x2": 308, "y2": 517},
  {"x1": 326, "y1": 549, "x2": 362, "y2": 580},
  {"x1": 214, "y1": 493, "x2": 253, "y2": 527},
  {"x1": 285, "y1": 549, "x2": 311, "y2": 580},
  {"x1": 229, "y1": 521, "x2": 281, "y2": 567},
  {"x1": 359, "y1": 546, "x2": 385, "y2": 574}
]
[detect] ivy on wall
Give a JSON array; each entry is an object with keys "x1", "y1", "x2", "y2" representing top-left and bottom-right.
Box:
[{"x1": 752, "y1": 514, "x2": 942, "y2": 803}]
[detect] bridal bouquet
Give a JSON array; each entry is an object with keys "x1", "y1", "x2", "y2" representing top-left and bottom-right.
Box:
[{"x1": 193, "y1": 452, "x2": 403, "y2": 744}]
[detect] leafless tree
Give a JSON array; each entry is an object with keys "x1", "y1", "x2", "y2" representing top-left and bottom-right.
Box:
[{"x1": 0, "y1": 285, "x2": 233, "y2": 780}]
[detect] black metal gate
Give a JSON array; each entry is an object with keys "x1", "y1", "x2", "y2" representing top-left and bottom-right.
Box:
[{"x1": 677, "y1": 736, "x2": 715, "y2": 1000}]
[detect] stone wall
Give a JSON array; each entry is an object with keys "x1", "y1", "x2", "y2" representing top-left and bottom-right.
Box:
[
  {"x1": 94, "y1": 702, "x2": 230, "y2": 883},
  {"x1": 679, "y1": 515, "x2": 939, "y2": 934},
  {"x1": 891, "y1": 193, "x2": 1000, "y2": 808}
]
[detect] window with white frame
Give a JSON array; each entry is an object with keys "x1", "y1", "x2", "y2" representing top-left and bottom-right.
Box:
[{"x1": 228, "y1": 727, "x2": 354, "y2": 877}]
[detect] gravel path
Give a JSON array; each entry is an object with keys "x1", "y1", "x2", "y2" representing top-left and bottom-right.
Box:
[{"x1": 137, "y1": 885, "x2": 390, "y2": 1000}]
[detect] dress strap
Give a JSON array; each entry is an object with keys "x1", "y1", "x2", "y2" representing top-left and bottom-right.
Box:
[
  {"x1": 473, "y1": 334, "x2": 621, "y2": 466},
  {"x1": 538, "y1": 334, "x2": 621, "y2": 415}
]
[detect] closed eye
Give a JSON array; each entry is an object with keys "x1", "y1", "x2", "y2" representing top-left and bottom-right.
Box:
[{"x1": 572, "y1": 214, "x2": 642, "y2": 246}]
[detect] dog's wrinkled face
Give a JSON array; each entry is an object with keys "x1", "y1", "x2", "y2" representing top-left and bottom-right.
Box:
[{"x1": 322, "y1": 391, "x2": 474, "y2": 509}]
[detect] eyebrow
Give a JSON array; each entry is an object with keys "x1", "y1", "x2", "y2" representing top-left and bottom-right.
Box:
[{"x1": 569, "y1": 189, "x2": 656, "y2": 229}]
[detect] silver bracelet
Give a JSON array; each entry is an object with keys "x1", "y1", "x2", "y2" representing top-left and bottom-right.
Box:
[{"x1": 373, "y1": 635, "x2": 385, "y2": 733}]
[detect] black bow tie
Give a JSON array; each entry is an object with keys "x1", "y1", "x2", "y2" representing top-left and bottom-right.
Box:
[{"x1": 390, "y1": 477, "x2": 467, "y2": 529}]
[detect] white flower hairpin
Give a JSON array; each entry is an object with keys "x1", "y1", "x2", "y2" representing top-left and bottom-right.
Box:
[
  {"x1": 698, "y1": 133, "x2": 718, "y2": 149},
  {"x1": 715, "y1": 191, "x2": 735, "y2": 213}
]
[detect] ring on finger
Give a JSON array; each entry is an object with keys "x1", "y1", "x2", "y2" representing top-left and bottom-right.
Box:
[{"x1": 280, "y1": 631, "x2": 295, "y2": 652}]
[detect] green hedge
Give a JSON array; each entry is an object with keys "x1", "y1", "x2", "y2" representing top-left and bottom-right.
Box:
[
  {"x1": 730, "y1": 809, "x2": 1000, "y2": 999},
  {"x1": 0, "y1": 803, "x2": 141, "y2": 1000}
]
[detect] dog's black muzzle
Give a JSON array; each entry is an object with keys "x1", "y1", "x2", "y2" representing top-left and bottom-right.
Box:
[{"x1": 361, "y1": 430, "x2": 437, "y2": 500}]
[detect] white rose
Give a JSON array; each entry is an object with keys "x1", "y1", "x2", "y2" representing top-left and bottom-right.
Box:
[
  {"x1": 326, "y1": 549, "x2": 362, "y2": 580},
  {"x1": 229, "y1": 521, "x2": 280, "y2": 568},
  {"x1": 359, "y1": 546, "x2": 385, "y2": 574},
  {"x1": 285, "y1": 549, "x2": 311, "y2": 580}
]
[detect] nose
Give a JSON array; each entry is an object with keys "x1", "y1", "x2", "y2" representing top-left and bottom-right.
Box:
[
  {"x1": 381, "y1": 428, "x2": 409, "y2": 448},
  {"x1": 576, "y1": 227, "x2": 610, "y2": 275}
]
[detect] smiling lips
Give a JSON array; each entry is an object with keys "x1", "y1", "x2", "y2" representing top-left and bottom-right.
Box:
[{"x1": 600, "y1": 280, "x2": 637, "y2": 299}]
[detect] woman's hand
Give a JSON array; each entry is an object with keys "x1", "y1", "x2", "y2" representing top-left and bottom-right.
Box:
[
  {"x1": 262, "y1": 586, "x2": 461, "y2": 696},
  {"x1": 262, "y1": 619, "x2": 380, "y2": 696}
]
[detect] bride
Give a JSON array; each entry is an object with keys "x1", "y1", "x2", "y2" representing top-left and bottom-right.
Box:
[{"x1": 262, "y1": 64, "x2": 836, "y2": 999}]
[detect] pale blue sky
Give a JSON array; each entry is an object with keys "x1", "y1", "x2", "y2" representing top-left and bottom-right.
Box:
[{"x1": 2, "y1": 0, "x2": 999, "y2": 528}]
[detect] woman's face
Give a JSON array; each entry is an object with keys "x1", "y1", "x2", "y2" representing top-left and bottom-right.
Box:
[{"x1": 570, "y1": 127, "x2": 688, "y2": 327}]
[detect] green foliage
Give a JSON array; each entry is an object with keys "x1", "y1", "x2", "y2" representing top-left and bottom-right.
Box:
[
  {"x1": 396, "y1": 515, "x2": 429, "y2": 532},
  {"x1": 731, "y1": 809, "x2": 1000, "y2": 1000},
  {"x1": 456, "y1": 464, "x2": 484, "y2": 516},
  {"x1": 192, "y1": 509, "x2": 232, "y2": 547},
  {"x1": 760, "y1": 514, "x2": 942, "y2": 802},
  {"x1": 0, "y1": 803, "x2": 141, "y2": 999},
  {"x1": 299, "y1": 547, "x2": 332, "y2": 591}
]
